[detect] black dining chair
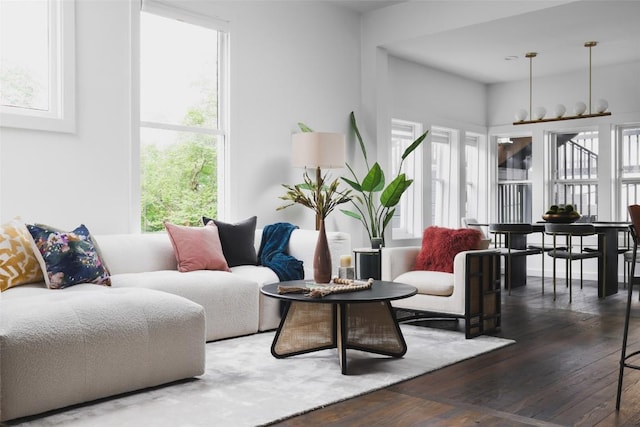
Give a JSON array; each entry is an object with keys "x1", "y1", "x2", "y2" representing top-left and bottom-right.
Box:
[
  {"x1": 616, "y1": 204, "x2": 640, "y2": 409},
  {"x1": 526, "y1": 226, "x2": 561, "y2": 294},
  {"x1": 544, "y1": 223, "x2": 603, "y2": 303},
  {"x1": 623, "y1": 249, "x2": 638, "y2": 295},
  {"x1": 489, "y1": 223, "x2": 542, "y2": 295}
]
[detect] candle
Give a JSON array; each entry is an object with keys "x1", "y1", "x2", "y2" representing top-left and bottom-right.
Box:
[{"x1": 340, "y1": 254, "x2": 352, "y2": 267}]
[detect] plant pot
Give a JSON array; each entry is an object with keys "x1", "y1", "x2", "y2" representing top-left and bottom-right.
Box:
[
  {"x1": 313, "y1": 220, "x2": 332, "y2": 283},
  {"x1": 371, "y1": 237, "x2": 383, "y2": 249}
]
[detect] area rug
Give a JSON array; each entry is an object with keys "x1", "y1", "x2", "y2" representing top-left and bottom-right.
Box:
[{"x1": 7, "y1": 325, "x2": 514, "y2": 427}]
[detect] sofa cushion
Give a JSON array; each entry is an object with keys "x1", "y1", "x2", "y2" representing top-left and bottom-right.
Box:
[
  {"x1": 165, "y1": 221, "x2": 230, "y2": 273},
  {"x1": 94, "y1": 233, "x2": 177, "y2": 274},
  {"x1": 0, "y1": 218, "x2": 44, "y2": 291},
  {"x1": 0, "y1": 287, "x2": 205, "y2": 421},
  {"x1": 395, "y1": 270, "x2": 454, "y2": 297},
  {"x1": 111, "y1": 270, "x2": 259, "y2": 341},
  {"x1": 203, "y1": 216, "x2": 258, "y2": 267},
  {"x1": 414, "y1": 226, "x2": 482, "y2": 273},
  {"x1": 26, "y1": 223, "x2": 111, "y2": 289}
]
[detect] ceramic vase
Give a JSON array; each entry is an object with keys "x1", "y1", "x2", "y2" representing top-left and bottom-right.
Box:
[{"x1": 313, "y1": 219, "x2": 332, "y2": 283}]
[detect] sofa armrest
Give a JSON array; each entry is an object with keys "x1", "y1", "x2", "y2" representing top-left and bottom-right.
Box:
[
  {"x1": 380, "y1": 246, "x2": 421, "y2": 281},
  {"x1": 382, "y1": 247, "x2": 496, "y2": 283},
  {"x1": 255, "y1": 229, "x2": 351, "y2": 280},
  {"x1": 452, "y1": 249, "x2": 497, "y2": 287}
]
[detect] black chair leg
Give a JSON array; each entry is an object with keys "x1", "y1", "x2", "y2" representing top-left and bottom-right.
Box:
[{"x1": 616, "y1": 274, "x2": 635, "y2": 409}]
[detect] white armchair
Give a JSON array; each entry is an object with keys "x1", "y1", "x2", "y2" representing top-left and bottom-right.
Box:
[{"x1": 381, "y1": 246, "x2": 501, "y2": 338}]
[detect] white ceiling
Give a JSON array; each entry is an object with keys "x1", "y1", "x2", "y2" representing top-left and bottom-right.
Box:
[
  {"x1": 335, "y1": 0, "x2": 640, "y2": 84},
  {"x1": 330, "y1": 0, "x2": 405, "y2": 14}
]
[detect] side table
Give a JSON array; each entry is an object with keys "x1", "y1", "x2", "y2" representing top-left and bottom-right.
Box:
[{"x1": 353, "y1": 248, "x2": 381, "y2": 280}]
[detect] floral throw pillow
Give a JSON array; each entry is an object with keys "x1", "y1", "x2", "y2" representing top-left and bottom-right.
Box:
[{"x1": 26, "y1": 224, "x2": 111, "y2": 289}]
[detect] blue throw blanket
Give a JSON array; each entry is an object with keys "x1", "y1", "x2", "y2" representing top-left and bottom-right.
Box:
[{"x1": 258, "y1": 222, "x2": 304, "y2": 281}]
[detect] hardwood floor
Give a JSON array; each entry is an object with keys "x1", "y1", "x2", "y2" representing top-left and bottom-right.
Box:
[{"x1": 272, "y1": 277, "x2": 640, "y2": 426}]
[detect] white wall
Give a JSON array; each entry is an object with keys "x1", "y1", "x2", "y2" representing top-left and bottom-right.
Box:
[
  {"x1": 192, "y1": 1, "x2": 360, "y2": 233},
  {"x1": 0, "y1": 0, "x2": 133, "y2": 233},
  {"x1": 389, "y1": 56, "x2": 487, "y2": 127},
  {"x1": 0, "y1": 1, "x2": 361, "y2": 235}
]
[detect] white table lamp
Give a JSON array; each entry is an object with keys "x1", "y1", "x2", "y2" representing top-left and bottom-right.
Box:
[{"x1": 291, "y1": 132, "x2": 345, "y2": 230}]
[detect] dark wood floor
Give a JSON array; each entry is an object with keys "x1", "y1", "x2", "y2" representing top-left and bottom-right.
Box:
[{"x1": 272, "y1": 276, "x2": 640, "y2": 427}]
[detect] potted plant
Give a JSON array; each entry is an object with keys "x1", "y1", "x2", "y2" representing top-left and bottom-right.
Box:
[
  {"x1": 277, "y1": 167, "x2": 352, "y2": 283},
  {"x1": 341, "y1": 111, "x2": 427, "y2": 247}
]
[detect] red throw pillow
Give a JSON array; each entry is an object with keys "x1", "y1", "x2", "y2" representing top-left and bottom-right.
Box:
[{"x1": 413, "y1": 226, "x2": 482, "y2": 273}]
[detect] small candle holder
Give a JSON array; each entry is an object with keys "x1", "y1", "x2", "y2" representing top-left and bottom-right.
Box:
[{"x1": 338, "y1": 266, "x2": 355, "y2": 280}]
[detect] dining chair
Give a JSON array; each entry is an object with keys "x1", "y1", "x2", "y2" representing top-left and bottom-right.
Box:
[
  {"x1": 525, "y1": 226, "x2": 559, "y2": 292},
  {"x1": 489, "y1": 223, "x2": 542, "y2": 295},
  {"x1": 623, "y1": 249, "x2": 639, "y2": 296},
  {"x1": 462, "y1": 217, "x2": 492, "y2": 248},
  {"x1": 544, "y1": 223, "x2": 603, "y2": 303},
  {"x1": 616, "y1": 204, "x2": 640, "y2": 409}
]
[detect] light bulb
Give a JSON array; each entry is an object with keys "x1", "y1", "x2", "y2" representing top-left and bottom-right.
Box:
[
  {"x1": 515, "y1": 109, "x2": 528, "y2": 122},
  {"x1": 595, "y1": 99, "x2": 609, "y2": 113},
  {"x1": 574, "y1": 101, "x2": 587, "y2": 116},
  {"x1": 553, "y1": 104, "x2": 566, "y2": 118},
  {"x1": 533, "y1": 107, "x2": 547, "y2": 120}
]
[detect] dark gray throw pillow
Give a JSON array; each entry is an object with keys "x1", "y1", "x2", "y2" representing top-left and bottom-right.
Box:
[{"x1": 202, "y1": 216, "x2": 258, "y2": 267}]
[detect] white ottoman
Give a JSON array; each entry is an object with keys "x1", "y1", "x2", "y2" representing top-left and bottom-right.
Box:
[{"x1": 0, "y1": 287, "x2": 205, "y2": 422}]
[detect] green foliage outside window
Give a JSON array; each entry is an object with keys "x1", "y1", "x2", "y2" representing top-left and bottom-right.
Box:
[{"x1": 141, "y1": 101, "x2": 219, "y2": 232}]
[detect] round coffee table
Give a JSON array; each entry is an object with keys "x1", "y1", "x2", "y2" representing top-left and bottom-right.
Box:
[{"x1": 261, "y1": 280, "x2": 417, "y2": 374}]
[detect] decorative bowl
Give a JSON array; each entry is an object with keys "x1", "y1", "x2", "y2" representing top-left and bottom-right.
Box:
[{"x1": 542, "y1": 213, "x2": 581, "y2": 223}]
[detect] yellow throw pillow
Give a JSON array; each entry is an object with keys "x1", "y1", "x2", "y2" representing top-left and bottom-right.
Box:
[{"x1": 0, "y1": 218, "x2": 44, "y2": 291}]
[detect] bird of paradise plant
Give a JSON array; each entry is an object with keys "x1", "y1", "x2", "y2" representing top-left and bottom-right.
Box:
[{"x1": 340, "y1": 111, "x2": 427, "y2": 246}]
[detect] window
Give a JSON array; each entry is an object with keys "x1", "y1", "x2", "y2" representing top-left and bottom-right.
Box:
[
  {"x1": 431, "y1": 127, "x2": 452, "y2": 226},
  {"x1": 497, "y1": 137, "x2": 533, "y2": 223},
  {"x1": 619, "y1": 126, "x2": 640, "y2": 219},
  {"x1": 550, "y1": 131, "x2": 598, "y2": 220},
  {"x1": 390, "y1": 119, "x2": 422, "y2": 239},
  {"x1": 0, "y1": 0, "x2": 75, "y2": 132},
  {"x1": 464, "y1": 133, "x2": 481, "y2": 220},
  {"x1": 140, "y1": 3, "x2": 228, "y2": 232}
]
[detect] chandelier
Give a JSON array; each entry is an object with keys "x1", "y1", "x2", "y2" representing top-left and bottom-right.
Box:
[{"x1": 513, "y1": 41, "x2": 611, "y2": 125}]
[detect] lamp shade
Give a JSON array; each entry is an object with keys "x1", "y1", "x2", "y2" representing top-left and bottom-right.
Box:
[{"x1": 291, "y1": 132, "x2": 345, "y2": 169}]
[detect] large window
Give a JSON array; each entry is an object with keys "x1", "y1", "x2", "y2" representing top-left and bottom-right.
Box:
[
  {"x1": 390, "y1": 119, "x2": 423, "y2": 239},
  {"x1": 140, "y1": 4, "x2": 228, "y2": 232},
  {"x1": 497, "y1": 137, "x2": 533, "y2": 223},
  {"x1": 431, "y1": 127, "x2": 452, "y2": 226},
  {"x1": 0, "y1": 0, "x2": 75, "y2": 132},
  {"x1": 619, "y1": 126, "x2": 640, "y2": 219},
  {"x1": 464, "y1": 133, "x2": 481, "y2": 220},
  {"x1": 550, "y1": 131, "x2": 598, "y2": 220}
]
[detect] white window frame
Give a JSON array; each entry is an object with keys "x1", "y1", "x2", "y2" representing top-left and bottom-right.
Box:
[
  {"x1": 136, "y1": 0, "x2": 230, "y2": 231},
  {"x1": 390, "y1": 119, "x2": 423, "y2": 240},
  {"x1": 464, "y1": 132, "x2": 481, "y2": 220},
  {"x1": 0, "y1": 0, "x2": 76, "y2": 133},
  {"x1": 549, "y1": 130, "x2": 599, "y2": 220},
  {"x1": 431, "y1": 127, "x2": 453, "y2": 226},
  {"x1": 617, "y1": 125, "x2": 640, "y2": 220}
]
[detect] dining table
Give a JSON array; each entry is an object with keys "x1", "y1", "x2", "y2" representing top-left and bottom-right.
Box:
[{"x1": 486, "y1": 221, "x2": 630, "y2": 298}]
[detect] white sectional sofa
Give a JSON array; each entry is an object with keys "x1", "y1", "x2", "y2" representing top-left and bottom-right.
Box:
[{"x1": 0, "y1": 227, "x2": 351, "y2": 422}]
